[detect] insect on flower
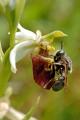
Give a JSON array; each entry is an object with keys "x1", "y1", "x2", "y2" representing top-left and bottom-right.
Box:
[
  {"x1": 52, "y1": 42, "x2": 72, "y2": 91},
  {"x1": 32, "y1": 41, "x2": 72, "y2": 92}
]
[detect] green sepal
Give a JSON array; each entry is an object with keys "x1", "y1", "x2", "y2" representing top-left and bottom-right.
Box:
[{"x1": 42, "y1": 31, "x2": 67, "y2": 42}]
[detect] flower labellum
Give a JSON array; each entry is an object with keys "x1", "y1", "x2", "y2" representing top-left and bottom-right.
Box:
[
  {"x1": 31, "y1": 42, "x2": 55, "y2": 89},
  {"x1": 32, "y1": 55, "x2": 55, "y2": 89}
]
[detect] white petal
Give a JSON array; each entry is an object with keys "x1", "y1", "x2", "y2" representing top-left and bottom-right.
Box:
[
  {"x1": 29, "y1": 117, "x2": 38, "y2": 120},
  {"x1": 15, "y1": 31, "x2": 36, "y2": 41},
  {"x1": 10, "y1": 40, "x2": 37, "y2": 73},
  {"x1": 0, "y1": 102, "x2": 9, "y2": 119},
  {"x1": 6, "y1": 107, "x2": 25, "y2": 120},
  {"x1": 16, "y1": 24, "x2": 37, "y2": 41},
  {"x1": 36, "y1": 30, "x2": 42, "y2": 42},
  {"x1": 6, "y1": 107, "x2": 38, "y2": 120}
]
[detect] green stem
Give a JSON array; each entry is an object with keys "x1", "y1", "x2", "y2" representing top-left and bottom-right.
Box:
[
  {"x1": 0, "y1": 48, "x2": 11, "y2": 96},
  {"x1": 10, "y1": 26, "x2": 17, "y2": 47},
  {"x1": 0, "y1": 0, "x2": 26, "y2": 97},
  {"x1": 0, "y1": 67, "x2": 11, "y2": 97}
]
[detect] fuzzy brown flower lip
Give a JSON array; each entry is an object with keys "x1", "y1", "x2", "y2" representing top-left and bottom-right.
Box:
[{"x1": 32, "y1": 55, "x2": 55, "y2": 89}]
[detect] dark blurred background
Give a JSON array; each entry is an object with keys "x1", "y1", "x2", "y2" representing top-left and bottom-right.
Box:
[{"x1": 0, "y1": 0, "x2": 80, "y2": 120}]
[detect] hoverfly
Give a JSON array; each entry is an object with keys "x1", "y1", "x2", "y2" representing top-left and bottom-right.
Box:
[{"x1": 32, "y1": 41, "x2": 72, "y2": 92}]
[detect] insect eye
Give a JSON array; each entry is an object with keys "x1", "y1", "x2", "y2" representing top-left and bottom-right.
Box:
[
  {"x1": 54, "y1": 50, "x2": 65, "y2": 62},
  {"x1": 52, "y1": 77, "x2": 65, "y2": 91}
]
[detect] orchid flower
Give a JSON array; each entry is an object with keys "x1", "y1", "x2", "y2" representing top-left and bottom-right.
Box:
[
  {"x1": 10, "y1": 24, "x2": 42, "y2": 73},
  {"x1": 10, "y1": 24, "x2": 67, "y2": 73}
]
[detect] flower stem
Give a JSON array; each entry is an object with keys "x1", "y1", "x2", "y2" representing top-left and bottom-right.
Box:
[
  {"x1": 0, "y1": 48, "x2": 11, "y2": 96},
  {"x1": 10, "y1": 27, "x2": 16, "y2": 47}
]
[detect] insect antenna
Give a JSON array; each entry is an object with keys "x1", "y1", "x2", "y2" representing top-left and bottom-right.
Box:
[{"x1": 61, "y1": 40, "x2": 63, "y2": 50}]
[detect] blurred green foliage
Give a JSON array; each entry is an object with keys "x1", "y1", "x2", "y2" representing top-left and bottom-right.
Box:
[{"x1": 0, "y1": 0, "x2": 80, "y2": 120}]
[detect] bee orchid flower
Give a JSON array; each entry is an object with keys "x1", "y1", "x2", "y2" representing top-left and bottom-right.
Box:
[{"x1": 10, "y1": 24, "x2": 67, "y2": 73}]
